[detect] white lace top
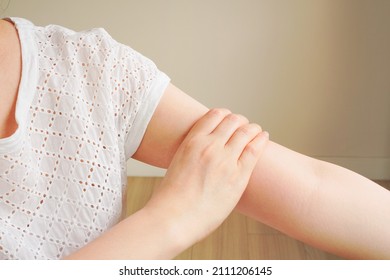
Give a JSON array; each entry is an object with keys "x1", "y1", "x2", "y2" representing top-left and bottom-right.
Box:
[{"x1": 0, "y1": 18, "x2": 170, "y2": 259}]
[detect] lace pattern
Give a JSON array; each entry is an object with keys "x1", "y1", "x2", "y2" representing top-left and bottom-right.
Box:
[{"x1": 0, "y1": 18, "x2": 169, "y2": 259}]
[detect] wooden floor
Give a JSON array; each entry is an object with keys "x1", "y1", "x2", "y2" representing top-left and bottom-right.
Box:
[{"x1": 125, "y1": 177, "x2": 390, "y2": 260}]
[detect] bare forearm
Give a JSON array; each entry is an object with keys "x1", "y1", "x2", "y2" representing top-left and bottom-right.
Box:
[
  {"x1": 237, "y1": 141, "x2": 390, "y2": 259},
  {"x1": 65, "y1": 207, "x2": 186, "y2": 259},
  {"x1": 302, "y1": 160, "x2": 390, "y2": 259}
]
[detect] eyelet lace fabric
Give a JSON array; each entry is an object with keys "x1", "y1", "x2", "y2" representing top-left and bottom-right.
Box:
[{"x1": 0, "y1": 18, "x2": 169, "y2": 259}]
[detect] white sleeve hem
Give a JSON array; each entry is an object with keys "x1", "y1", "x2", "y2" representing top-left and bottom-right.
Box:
[{"x1": 124, "y1": 72, "x2": 171, "y2": 159}]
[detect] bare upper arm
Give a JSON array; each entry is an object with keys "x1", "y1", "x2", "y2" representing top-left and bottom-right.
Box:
[
  {"x1": 132, "y1": 83, "x2": 208, "y2": 168},
  {"x1": 132, "y1": 82, "x2": 316, "y2": 213},
  {"x1": 132, "y1": 82, "x2": 317, "y2": 226}
]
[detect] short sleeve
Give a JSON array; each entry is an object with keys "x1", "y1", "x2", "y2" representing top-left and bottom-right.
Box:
[
  {"x1": 0, "y1": 18, "x2": 171, "y2": 260},
  {"x1": 106, "y1": 38, "x2": 170, "y2": 159}
]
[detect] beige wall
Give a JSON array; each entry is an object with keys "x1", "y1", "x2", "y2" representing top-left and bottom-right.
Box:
[{"x1": 4, "y1": 0, "x2": 390, "y2": 179}]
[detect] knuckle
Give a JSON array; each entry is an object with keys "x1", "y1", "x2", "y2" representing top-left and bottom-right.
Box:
[
  {"x1": 244, "y1": 142, "x2": 259, "y2": 156},
  {"x1": 183, "y1": 136, "x2": 203, "y2": 154},
  {"x1": 251, "y1": 123, "x2": 262, "y2": 132},
  {"x1": 225, "y1": 113, "x2": 249, "y2": 127},
  {"x1": 243, "y1": 144, "x2": 260, "y2": 162},
  {"x1": 228, "y1": 113, "x2": 248, "y2": 123},
  {"x1": 209, "y1": 108, "x2": 231, "y2": 117},
  {"x1": 183, "y1": 136, "x2": 219, "y2": 163},
  {"x1": 235, "y1": 123, "x2": 262, "y2": 138},
  {"x1": 237, "y1": 125, "x2": 252, "y2": 137},
  {"x1": 238, "y1": 114, "x2": 249, "y2": 125},
  {"x1": 226, "y1": 113, "x2": 241, "y2": 124}
]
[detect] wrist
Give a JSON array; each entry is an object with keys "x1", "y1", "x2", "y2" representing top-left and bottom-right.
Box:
[
  {"x1": 140, "y1": 205, "x2": 192, "y2": 257},
  {"x1": 142, "y1": 200, "x2": 202, "y2": 255}
]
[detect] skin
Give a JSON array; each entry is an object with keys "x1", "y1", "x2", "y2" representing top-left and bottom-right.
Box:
[
  {"x1": 133, "y1": 84, "x2": 390, "y2": 259},
  {"x1": 1, "y1": 19, "x2": 390, "y2": 259},
  {"x1": 0, "y1": 19, "x2": 20, "y2": 139}
]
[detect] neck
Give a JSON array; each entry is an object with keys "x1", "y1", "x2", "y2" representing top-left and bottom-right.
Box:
[
  {"x1": 0, "y1": 19, "x2": 20, "y2": 76},
  {"x1": 0, "y1": 19, "x2": 22, "y2": 139},
  {"x1": 0, "y1": 20, "x2": 9, "y2": 63}
]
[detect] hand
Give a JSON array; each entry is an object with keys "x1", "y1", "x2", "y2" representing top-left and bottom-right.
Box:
[{"x1": 144, "y1": 108, "x2": 269, "y2": 247}]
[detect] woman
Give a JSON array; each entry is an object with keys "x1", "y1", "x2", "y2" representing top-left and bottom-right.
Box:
[{"x1": 0, "y1": 17, "x2": 389, "y2": 260}]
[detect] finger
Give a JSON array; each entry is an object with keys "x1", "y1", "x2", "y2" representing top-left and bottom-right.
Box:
[
  {"x1": 238, "y1": 131, "x2": 269, "y2": 169},
  {"x1": 225, "y1": 123, "x2": 263, "y2": 158},
  {"x1": 210, "y1": 113, "x2": 249, "y2": 141},
  {"x1": 186, "y1": 108, "x2": 231, "y2": 138}
]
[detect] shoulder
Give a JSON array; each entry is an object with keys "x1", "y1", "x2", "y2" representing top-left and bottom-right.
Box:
[
  {"x1": 37, "y1": 23, "x2": 117, "y2": 55},
  {"x1": 10, "y1": 17, "x2": 119, "y2": 58}
]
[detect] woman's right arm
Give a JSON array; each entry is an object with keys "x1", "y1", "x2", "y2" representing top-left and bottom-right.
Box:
[
  {"x1": 64, "y1": 204, "x2": 184, "y2": 259},
  {"x1": 65, "y1": 108, "x2": 269, "y2": 259}
]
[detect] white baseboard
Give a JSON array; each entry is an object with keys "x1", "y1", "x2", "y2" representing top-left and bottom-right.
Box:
[
  {"x1": 127, "y1": 159, "x2": 166, "y2": 177},
  {"x1": 127, "y1": 157, "x2": 390, "y2": 180},
  {"x1": 315, "y1": 157, "x2": 390, "y2": 180}
]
